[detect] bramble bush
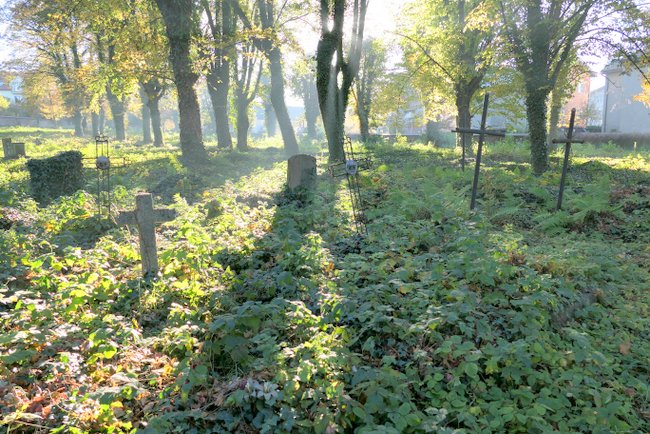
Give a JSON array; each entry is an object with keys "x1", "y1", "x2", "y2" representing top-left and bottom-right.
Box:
[{"x1": 0, "y1": 131, "x2": 648, "y2": 433}]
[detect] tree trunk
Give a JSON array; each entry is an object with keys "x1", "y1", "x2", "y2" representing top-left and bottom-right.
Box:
[
  {"x1": 455, "y1": 90, "x2": 473, "y2": 157},
  {"x1": 267, "y1": 48, "x2": 298, "y2": 155},
  {"x1": 358, "y1": 104, "x2": 370, "y2": 142},
  {"x1": 264, "y1": 101, "x2": 276, "y2": 136},
  {"x1": 206, "y1": 69, "x2": 233, "y2": 149},
  {"x1": 236, "y1": 94, "x2": 250, "y2": 151},
  {"x1": 91, "y1": 112, "x2": 99, "y2": 137},
  {"x1": 148, "y1": 96, "x2": 164, "y2": 147},
  {"x1": 99, "y1": 106, "x2": 106, "y2": 134},
  {"x1": 525, "y1": 87, "x2": 550, "y2": 175},
  {"x1": 303, "y1": 77, "x2": 319, "y2": 139},
  {"x1": 154, "y1": 0, "x2": 207, "y2": 164},
  {"x1": 140, "y1": 85, "x2": 152, "y2": 144},
  {"x1": 547, "y1": 90, "x2": 561, "y2": 153},
  {"x1": 106, "y1": 88, "x2": 126, "y2": 141},
  {"x1": 73, "y1": 110, "x2": 84, "y2": 137}
]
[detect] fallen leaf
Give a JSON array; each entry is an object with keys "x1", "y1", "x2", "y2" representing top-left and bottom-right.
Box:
[{"x1": 619, "y1": 341, "x2": 631, "y2": 355}]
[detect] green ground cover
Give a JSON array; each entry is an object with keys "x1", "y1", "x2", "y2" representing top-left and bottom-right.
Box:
[{"x1": 1, "y1": 129, "x2": 649, "y2": 433}]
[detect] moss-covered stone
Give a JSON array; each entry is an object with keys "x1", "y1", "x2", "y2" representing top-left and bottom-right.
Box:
[{"x1": 26, "y1": 151, "x2": 84, "y2": 205}]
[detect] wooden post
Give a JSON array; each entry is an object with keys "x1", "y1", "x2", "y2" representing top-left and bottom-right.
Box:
[
  {"x1": 553, "y1": 108, "x2": 584, "y2": 211},
  {"x1": 117, "y1": 193, "x2": 176, "y2": 277}
]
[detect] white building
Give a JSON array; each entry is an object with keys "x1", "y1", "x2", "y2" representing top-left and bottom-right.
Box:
[
  {"x1": 0, "y1": 76, "x2": 23, "y2": 104},
  {"x1": 602, "y1": 62, "x2": 650, "y2": 133}
]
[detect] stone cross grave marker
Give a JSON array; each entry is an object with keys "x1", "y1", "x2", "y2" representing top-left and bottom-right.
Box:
[
  {"x1": 2, "y1": 138, "x2": 26, "y2": 160},
  {"x1": 452, "y1": 93, "x2": 505, "y2": 210},
  {"x1": 117, "y1": 193, "x2": 176, "y2": 277},
  {"x1": 552, "y1": 108, "x2": 584, "y2": 211}
]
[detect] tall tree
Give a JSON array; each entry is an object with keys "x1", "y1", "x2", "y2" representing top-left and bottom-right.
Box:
[
  {"x1": 232, "y1": 0, "x2": 300, "y2": 155},
  {"x1": 400, "y1": 0, "x2": 498, "y2": 150},
  {"x1": 126, "y1": 0, "x2": 172, "y2": 147},
  {"x1": 154, "y1": 0, "x2": 208, "y2": 164},
  {"x1": 139, "y1": 84, "x2": 152, "y2": 143},
  {"x1": 316, "y1": 0, "x2": 369, "y2": 161},
  {"x1": 354, "y1": 38, "x2": 386, "y2": 142},
  {"x1": 499, "y1": 0, "x2": 597, "y2": 174},
  {"x1": 201, "y1": 0, "x2": 235, "y2": 149},
  {"x1": 288, "y1": 57, "x2": 320, "y2": 139},
  {"x1": 233, "y1": 33, "x2": 263, "y2": 150},
  {"x1": 10, "y1": 0, "x2": 93, "y2": 137}
]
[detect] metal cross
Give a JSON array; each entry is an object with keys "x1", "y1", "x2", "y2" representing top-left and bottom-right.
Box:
[
  {"x1": 116, "y1": 193, "x2": 176, "y2": 277},
  {"x1": 552, "y1": 108, "x2": 584, "y2": 211},
  {"x1": 328, "y1": 137, "x2": 372, "y2": 236},
  {"x1": 84, "y1": 135, "x2": 127, "y2": 218},
  {"x1": 452, "y1": 93, "x2": 505, "y2": 210}
]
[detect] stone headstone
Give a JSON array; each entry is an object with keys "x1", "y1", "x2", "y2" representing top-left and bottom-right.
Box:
[
  {"x1": 2, "y1": 138, "x2": 26, "y2": 160},
  {"x1": 287, "y1": 154, "x2": 316, "y2": 191}
]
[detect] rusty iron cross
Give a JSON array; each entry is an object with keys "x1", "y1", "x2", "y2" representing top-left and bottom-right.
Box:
[
  {"x1": 552, "y1": 108, "x2": 584, "y2": 211},
  {"x1": 117, "y1": 193, "x2": 176, "y2": 277},
  {"x1": 452, "y1": 93, "x2": 505, "y2": 210}
]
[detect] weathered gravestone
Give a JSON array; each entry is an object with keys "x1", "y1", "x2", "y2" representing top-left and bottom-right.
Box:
[
  {"x1": 26, "y1": 151, "x2": 84, "y2": 205},
  {"x1": 117, "y1": 193, "x2": 176, "y2": 277},
  {"x1": 2, "y1": 138, "x2": 26, "y2": 160},
  {"x1": 287, "y1": 154, "x2": 317, "y2": 191}
]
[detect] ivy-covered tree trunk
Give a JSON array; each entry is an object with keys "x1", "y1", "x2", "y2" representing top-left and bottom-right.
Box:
[
  {"x1": 317, "y1": 28, "x2": 345, "y2": 161},
  {"x1": 548, "y1": 89, "x2": 562, "y2": 152},
  {"x1": 316, "y1": 0, "x2": 368, "y2": 162},
  {"x1": 154, "y1": 0, "x2": 207, "y2": 164},
  {"x1": 455, "y1": 88, "x2": 473, "y2": 156},
  {"x1": 525, "y1": 86, "x2": 550, "y2": 175},
  {"x1": 140, "y1": 85, "x2": 152, "y2": 144},
  {"x1": 267, "y1": 48, "x2": 298, "y2": 155}
]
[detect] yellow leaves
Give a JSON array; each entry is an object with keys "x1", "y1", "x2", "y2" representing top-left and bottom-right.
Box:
[{"x1": 634, "y1": 81, "x2": 650, "y2": 108}]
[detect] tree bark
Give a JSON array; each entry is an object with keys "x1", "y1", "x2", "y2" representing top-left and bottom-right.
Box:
[
  {"x1": 525, "y1": 86, "x2": 550, "y2": 175},
  {"x1": 140, "y1": 85, "x2": 152, "y2": 144},
  {"x1": 91, "y1": 112, "x2": 99, "y2": 137},
  {"x1": 236, "y1": 93, "x2": 249, "y2": 150},
  {"x1": 73, "y1": 109, "x2": 84, "y2": 137},
  {"x1": 455, "y1": 88, "x2": 473, "y2": 156},
  {"x1": 148, "y1": 97, "x2": 164, "y2": 147},
  {"x1": 547, "y1": 89, "x2": 561, "y2": 152},
  {"x1": 206, "y1": 69, "x2": 233, "y2": 149},
  {"x1": 357, "y1": 104, "x2": 370, "y2": 142},
  {"x1": 106, "y1": 88, "x2": 126, "y2": 141},
  {"x1": 154, "y1": 0, "x2": 207, "y2": 164},
  {"x1": 267, "y1": 48, "x2": 298, "y2": 155},
  {"x1": 316, "y1": 0, "x2": 368, "y2": 162}
]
